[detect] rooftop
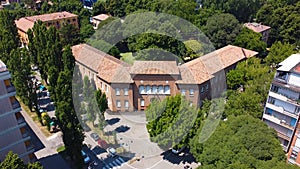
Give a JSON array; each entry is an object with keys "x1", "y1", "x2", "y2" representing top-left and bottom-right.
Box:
[
  {"x1": 0, "y1": 60, "x2": 7, "y2": 73},
  {"x1": 278, "y1": 54, "x2": 300, "y2": 72},
  {"x1": 72, "y1": 44, "x2": 258, "y2": 85},
  {"x1": 244, "y1": 22, "x2": 271, "y2": 33},
  {"x1": 179, "y1": 45, "x2": 258, "y2": 84},
  {"x1": 93, "y1": 14, "x2": 110, "y2": 21},
  {"x1": 130, "y1": 61, "x2": 180, "y2": 75},
  {"x1": 72, "y1": 44, "x2": 132, "y2": 83},
  {"x1": 15, "y1": 11, "x2": 77, "y2": 32}
]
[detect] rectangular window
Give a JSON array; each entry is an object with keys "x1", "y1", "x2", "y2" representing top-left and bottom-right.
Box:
[
  {"x1": 158, "y1": 86, "x2": 164, "y2": 94},
  {"x1": 189, "y1": 89, "x2": 194, "y2": 96},
  {"x1": 206, "y1": 84, "x2": 209, "y2": 90},
  {"x1": 125, "y1": 100, "x2": 129, "y2": 109},
  {"x1": 146, "y1": 85, "x2": 151, "y2": 94},
  {"x1": 181, "y1": 89, "x2": 186, "y2": 96},
  {"x1": 201, "y1": 87, "x2": 204, "y2": 93},
  {"x1": 164, "y1": 86, "x2": 170, "y2": 94},
  {"x1": 116, "y1": 100, "x2": 121, "y2": 108},
  {"x1": 152, "y1": 85, "x2": 157, "y2": 94},
  {"x1": 106, "y1": 85, "x2": 109, "y2": 92},
  {"x1": 116, "y1": 88, "x2": 120, "y2": 96},
  {"x1": 139, "y1": 85, "x2": 145, "y2": 94},
  {"x1": 140, "y1": 99, "x2": 145, "y2": 107},
  {"x1": 124, "y1": 88, "x2": 128, "y2": 96}
]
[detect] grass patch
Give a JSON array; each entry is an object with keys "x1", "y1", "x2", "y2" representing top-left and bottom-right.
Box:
[
  {"x1": 86, "y1": 121, "x2": 116, "y2": 145},
  {"x1": 57, "y1": 146, "x2": 66, "y2": 153},
  {"x1": 18, "y1": 99, "x2": 52, "y2": 137},
  {"x1": 120, "y1": 52, "x2": 135, "y2": 65}
]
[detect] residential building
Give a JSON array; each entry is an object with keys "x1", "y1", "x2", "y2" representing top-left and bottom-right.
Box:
[
  {"x1": 244, "y1": 22, "x2": 271, "y2": 43},
  {"x1": 15, "y1": 11, "x2": 78, "y2": 46},
  {"x1": 91, "y1": 14, "x2": 110, "y2": 29},
  {"x1": 72, "y1": 44, "x2": 257, "y2": 112},
  {"x1": 262, "y1": 54, "x2": 300, "y2": 159},
  {"x1": 0, "y1": 60, "x2": 35, "y2": 163}
]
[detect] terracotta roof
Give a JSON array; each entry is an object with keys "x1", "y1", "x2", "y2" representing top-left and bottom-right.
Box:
[
  {"x1": 25, "y1": 11, "x2": 77, "y2": 22},
  {"x1": 130, "y1": 61, "x2": 180, "y2": 75},
  {"x1": 72, "y1": 44, "x2": 132, "y2": 83},
  {"x1": 178, "y1": 45, "x2": 257, "y2": 84},
  {"x1": 244, "y1": 22, "x2": 271, "y2": 33},
  {"x1": 15, "y1": 18, "x2": 35, "y2": 32},
  {"x1": 93, "y1": 14, "x2": 110, "y2": 21}
]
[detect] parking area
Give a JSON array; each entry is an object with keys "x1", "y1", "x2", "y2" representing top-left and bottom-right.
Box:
[{"x1": 81, "y1": 111, "x2": 200, "y2": 169}]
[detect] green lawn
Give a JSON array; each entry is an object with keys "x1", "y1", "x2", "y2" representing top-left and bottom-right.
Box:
[{"x1": 120, "y1": 52, "x2": 135, "y2": 65}]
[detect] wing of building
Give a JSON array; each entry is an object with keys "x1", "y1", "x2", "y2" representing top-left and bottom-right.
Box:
[
  {"x1": 72, "y1": 44, "x2": 257, "y2": 112},
  {"x1": 262, "y1": 54, "x2": 300, "y2": 166}
]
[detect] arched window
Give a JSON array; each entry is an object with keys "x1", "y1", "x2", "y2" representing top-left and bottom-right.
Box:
[{"x1": 164, "y1": 86, "x2": 170, "y2": 94}]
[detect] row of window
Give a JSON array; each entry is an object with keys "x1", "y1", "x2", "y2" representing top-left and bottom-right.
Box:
[
  {"x1": 115, "y1": 88, "x2": 128, "y2": 96},
  {"x1": 116, "y1": 100, "x2": 129, "y2": 108},
  {"x1": 181, "y1": 84, "x2": 209, "y2": 96},
  {"x1": 139, "y1": 85, "x2": 170, "y2": 95}
]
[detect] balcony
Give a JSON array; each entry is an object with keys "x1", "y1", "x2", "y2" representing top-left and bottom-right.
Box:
[
  {"x1": 17, "y1": 116, "x2": 25, "y2": 124},
  {"x1": 6, "y1": 85, "x2": 16, "y2": 93},
  {"x1": 11, "y1": 101, "x2": 21, "y2": 109},
  {"x1": 277, "y1": 131, "x2": 291, "y2": 141},
  {"x1": 26, "y1": 143, "x2": 34, "y2": 151},
  {"x1": 265, "y1": 103, "x2": 298, "y2": 119},
  {"x1": 269, "y1": 91, "x2": 300, "y2": 106},
  {"x1": 21, "y1": 130, "x2": 29, "y2": 138},
  {"x1": 263, "y1": 113, "x2": 295, "y2": 130}
]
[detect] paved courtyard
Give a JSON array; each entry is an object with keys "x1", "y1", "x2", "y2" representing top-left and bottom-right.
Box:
[{"x1": 102, "y1": 111, "x2": 200, "y2": 169}]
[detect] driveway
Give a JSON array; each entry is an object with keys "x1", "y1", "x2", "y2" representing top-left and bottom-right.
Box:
[{"x1": 103, "y1": 111, "x2": 200, "y2": 169}]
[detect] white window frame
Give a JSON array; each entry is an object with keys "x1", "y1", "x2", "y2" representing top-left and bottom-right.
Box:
[
  {"x1": 181, "y1": 89, "x2": 186, "y2": 96},
  {"x1": 125, "y1": 100, "x2": 129, "y2": 109},
  {"x1": 146, "y1": 85, "x2": 151, "y2": 94},
  {"x1": 190, "y1": 89, "x2": 194, "y2": 96},
  {"x1": 124, "y1": 88, "x2": 128, "y2": 96},
  {"x1": 164, "y1": 85, "x2": 170, "y2": 94},
  {"x1": 139, "y1": 85, "x2": 145, "y2": 94},
  {"x1": 158, "y1": 86, "x2": 164, "y2": 94},
  {"x1": 152, "y1": 85, "x2": 157, "y2": 94},
  {"x1": 116, "y1": 88, "x2": 120, "y2": 96},
  {"x1": 116, "y1": 100, "x2": 121, "y2": 108},
  {"x1": 140, "y1": 99, "x2": 145, "y2": 107}
]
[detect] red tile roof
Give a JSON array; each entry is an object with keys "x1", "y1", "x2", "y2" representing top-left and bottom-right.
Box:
[
  {"x1": 72, "y1": 44, "x2": 132, "y2": 83},
  {"x1": 244, "y1": 22, "x2": 271, "y2": 33},
  {"x1": 178, "y1": 45, "x2": 258, "y2": 84},
  {"x1": 15, "y1": 11, "x2": 77, "y2": 32},
  {"x1": 130, "y1": 61, "x2": 180, "y2": 75},
  {"x1": 15, "y1": 18, "x2": 35, "y2": 32}
]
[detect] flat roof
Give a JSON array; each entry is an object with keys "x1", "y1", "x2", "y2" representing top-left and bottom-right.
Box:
[
  {"x1": 0, "y1": 60, "x2": 7, "y2": 73},
  {"x1": 244, "y1": 22, "x2": 271, "y2": 33},
  {"x1": 278, "y1": 54, "x2": 300, "y2": 72}
]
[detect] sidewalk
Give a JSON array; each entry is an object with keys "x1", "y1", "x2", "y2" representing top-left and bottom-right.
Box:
[{"x1": 21, "y1": 109, "x2": 71, "y2": 169}]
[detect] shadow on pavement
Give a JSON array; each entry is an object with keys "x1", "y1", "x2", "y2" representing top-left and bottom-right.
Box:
[
  {"x1": 161, "y1": 149, "x2": 196, "y2": 165},
  {"x1": 38, "y1": 153, "x2": 71, "y2": 169},
  {"x1": 26, "y1": 123, "x2": 45, "y2": 152},
  {"x1": 106, "y1": 118, "x2": 120, "y2": 125}
]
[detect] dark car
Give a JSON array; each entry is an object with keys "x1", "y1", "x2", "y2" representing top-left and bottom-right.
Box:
[
  {"x1": 90, "y1": 133, "x2": 100, "y2": 141},
  {"x1": 82, "y1": 123, "x2": 91, "y2": 132}
]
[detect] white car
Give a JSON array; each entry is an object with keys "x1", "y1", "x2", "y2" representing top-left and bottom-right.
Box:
[
  {"x1": 171, "y1": 146, "x2": 186, "y2": 154},
  {"x1": 107, "y1": 147, "x2": 117, "y2": 157}
]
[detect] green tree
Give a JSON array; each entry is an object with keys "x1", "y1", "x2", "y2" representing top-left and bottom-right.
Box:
[
  {"x1": 234, "y1": 28, "x2": 267, "y2": 57},
  {"x1": 190, "y1": 115, "x2": 285, "y2": 169},
  {"x1": 59, "y1": 24, "x2": 80, "y2": 47},
  {"x1": 55, "y1": 70, "x2": 84, "y2": 169},
  {"x1": 204, "y1": 13, "x2": 242, "y2": 49},
  {"x1": 264, "y1": 41, "x2": 296, "y2": 66},
  {"x1": 0, "y1": 152, "x2": 43, "y2": 169},
  {"x1": 95, "y1": 89, "x2": 108, "y2": 129}
]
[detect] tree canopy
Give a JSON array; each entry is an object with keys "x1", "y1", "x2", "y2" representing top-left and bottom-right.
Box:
[
  {"x1": 189, "y1": 115, "x2": 288, "y2": 169},
  {"x1": 0, "y1": 152, "x2": 43, "y2": 169}
]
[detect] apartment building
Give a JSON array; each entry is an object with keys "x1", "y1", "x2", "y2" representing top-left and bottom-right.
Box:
[
  {"x1": 262, "y1": 54, "x2": 300, "y2": 156},
  {"x1": 72, "y1": 44, "x2": 257, "y2": 112},
  {"x1": 15, "y1": 11, "x2": 78, "y2": 46},
  {"x1": 244, "y1": 22, "x2": 271, "y2": 43},
  {"x1": 0, "y1": 60, "x2": 35, "y2": 163}
]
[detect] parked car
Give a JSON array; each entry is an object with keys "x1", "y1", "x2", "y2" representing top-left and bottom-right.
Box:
[
  {"x1": 82, "y1": 123, "x2": 91, "y2": 132},
  {"x1": 90, "y1": 133, "x2": 100, "y2": 141},
  {"x1": 171, "y1": 146, "x2": 186, "y2": 155},
  {"x1": 107, "y1": 147, "x2": 116, "y2": 157},
  {"x1": 81, "y1": 150, "x2": 91, "y2": 164}
]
